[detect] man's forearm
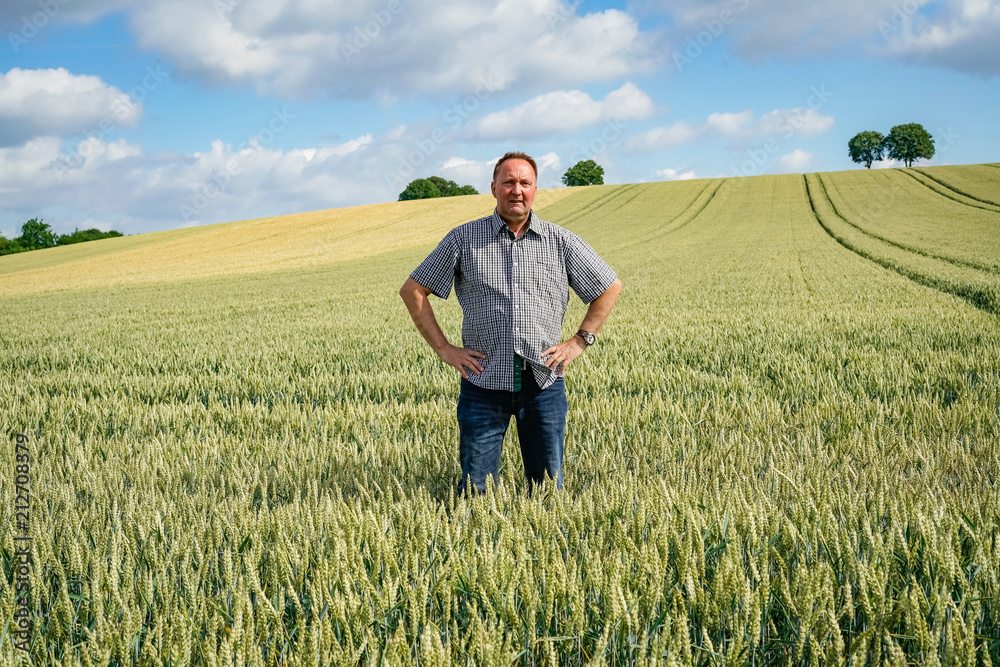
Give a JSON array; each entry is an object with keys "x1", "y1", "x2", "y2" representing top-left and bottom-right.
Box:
[
  {"x1": 400, "y1": 277, "x2": 486, "y2": 379},
  {"x1": 400, "y1": 280, "x2": 450, "y2": 353},
  {"x1": 578, "y1": 278, "x2": 623, "y2": 335},
  {"x1": 540, "y1": 278, "x2": 622, "y2": 371}
]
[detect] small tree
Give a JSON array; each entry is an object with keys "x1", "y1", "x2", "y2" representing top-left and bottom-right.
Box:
[
  {"x1": 562, "y1": 160, "x2": 604, "y2": 187},
  {"x1": 398, "y1": 178, "x2": 442, "y2": 201},
  {"x1": 884, "y1": 123, "x2": 935, "y2": 168},
  {"x1": 427, "y1": 176, "x2": 460, "y2": 197},
  {"x1": 398, "y1": 177, "x2": 478, "y2": 201},
  {"x1": 848, "y1": 131, "x2": 885, "y2": 169},
  {"x1": 17, "y1": 218, "x2": 56, "y2": 250}
]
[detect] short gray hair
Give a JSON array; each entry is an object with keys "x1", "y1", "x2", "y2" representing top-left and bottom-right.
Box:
[{"x1": 492, "y1": 152, "x2": 538, "y2": 182}]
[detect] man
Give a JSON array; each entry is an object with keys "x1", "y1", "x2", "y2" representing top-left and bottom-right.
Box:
[{"x1": 399, "y1": 151, "x2": 622, "y2": 494}]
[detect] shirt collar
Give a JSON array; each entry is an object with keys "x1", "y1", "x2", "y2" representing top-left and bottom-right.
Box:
[{"x1": 490, "y1": 209, "x2": 548, "y2": 238}]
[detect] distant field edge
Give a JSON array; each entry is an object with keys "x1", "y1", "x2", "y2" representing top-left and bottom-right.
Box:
[
  {"x1": 804, "y1": 172, "x2": 1000, "y2": 317},
  {"x1": 901, "y1": 168, "x2": 1000, "y2": 212},
  {"x1": 815, "y1": 173, "x2": 1000, "y2": 275}
]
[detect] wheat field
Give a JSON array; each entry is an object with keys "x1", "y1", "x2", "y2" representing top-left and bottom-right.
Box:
[{"x1": 1, "y1": 165, "x2": 998, "y2": 665}]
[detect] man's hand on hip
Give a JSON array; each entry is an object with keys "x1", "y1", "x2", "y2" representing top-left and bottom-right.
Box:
[
  {"x1": 541, "y1": 336, "x2": 587, "y2": 374},
  {"x1": 438, "y1": 344, "x2": 486, "y2": 379}
]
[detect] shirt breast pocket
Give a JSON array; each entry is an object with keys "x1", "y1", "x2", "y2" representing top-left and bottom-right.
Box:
[{"x1": 531, "y1": 252, "x2": 568, "y2": 304}]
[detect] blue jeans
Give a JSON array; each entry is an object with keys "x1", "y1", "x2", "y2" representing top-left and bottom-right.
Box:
[{"x1": 456, "y1": 374, "x2": 568, "y2": 495}]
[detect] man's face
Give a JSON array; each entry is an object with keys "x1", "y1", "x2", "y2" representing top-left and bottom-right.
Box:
[{"x1": 491, "y1": 159, "x2": 537, "y2": 223}]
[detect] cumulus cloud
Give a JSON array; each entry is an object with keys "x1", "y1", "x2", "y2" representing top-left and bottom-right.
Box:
[
  {"x1": 873, "y1": 158, "x2": 904, "y2": 169},
  {"x1": 0, "y1": 106, "x2": 584, "y2": 236},
  {"x1": 756, "y1": 108, "x2": 834, "y2": 137},
  {"x1": 655, "y1": 167, "x2": 697, "y2": 180},
  {"x1": 881, "y1": 0, "x2": 1000, "y2": 74},
  {"x1": 470, "y1": 83, "x2": 653, "y2": 140},
  {"x1": 625, "y1": 122, "x2": 701, "y2": 151},
  {"x1": 0, "y1": 129, "x2": 388, "y2": 234},
  {"x1": 626, "y1": 106, "x2": 834, "y2": 152},
  {"x1": 0, "y1": 68, "x2": 142, "y2": 146},
  {"x1": 0, "y1": 136, "x2": 145, "y2": 214},
  {"x1": 8, "y1": 1, "x2": 659, "y2": 100},
  {"x1": 773, "y1": 149, "x2": 814, "y2": 172},
  {"x1": 1, "y1": 113, "x2": 573, "y2": 235},
  {"x1": 439, "y1": 156, "x2": 497, "y2": 191},
  {"x1": 658, "y1": 0, "x2": 1000, "y2": 75},
  {"x1": 119, "y1": 0, "x2": 658, "y2": 99},
  {"x1": 704, "y1": 111, "x2": 753, "y2": 136}
]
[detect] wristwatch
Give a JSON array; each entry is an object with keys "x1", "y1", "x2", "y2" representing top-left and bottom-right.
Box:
[{"x1": 576, "y1": 330, "x2": 595, "y2": 346}]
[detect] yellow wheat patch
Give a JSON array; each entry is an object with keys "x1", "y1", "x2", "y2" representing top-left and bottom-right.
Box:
[{"x1": 0, "y1": 188, "x2": 577, "y2": 295}]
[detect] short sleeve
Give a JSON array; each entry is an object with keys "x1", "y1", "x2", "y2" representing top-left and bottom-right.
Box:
[
  {"x1": 566, "y1": 233, "x2": 617, "y2": 303},
  {"x1": 410, "y1": 230, "x2": 460, "y2": 299}
]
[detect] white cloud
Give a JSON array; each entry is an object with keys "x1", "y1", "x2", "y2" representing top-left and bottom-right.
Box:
[
  {"x1": 440, "y1": 156, "x2": 497, "y2": 193},
  {"x1": 625, "y1": 122, "x2": 701, "y2": 151},
  {"x1": 757, "y1": 108, "x2": 835, "y2": 138},
  {"x1": 0, "y1": 68, "x2": 141, "y2": 145},
  {"x1": 704, "y1": 111, "x2": 753, "y2": 136},
  {"x1": 659, "y1": 0, "x2": 1000, "y2": 75},
  {"x1": 655, "y1": 167, "x2": 697, "y2": 180},
  {"x1": 0, "y1": 136, "x2": 146, "y2": 218},
  {"x1": 881, "y1": 0, "x2": 1000, "y2": 74},
  {"x1": 120, "y1": 0, "x2": 658, "y2": 99},
  {"x1": 774, "y1": 149, "x2": 814, "y2": 172},
  {"x1": 0, "y1": 130, "x2": 387, "y2": 234},
  {"x1": 471, "y1": 83, "x2": 653, "y2": 140},
  {"x1": 626, "y1": 107, "x2": 834, "y2": 152},
  {"x1": 0, "y1": 118, "x2": 582, "y2": 236},
  {"x1": 537, "y1": 152, "x2": 561, "y2": 173},
  {"x1": 663, "y1": 0, "x2": 898, "y2": 57}
]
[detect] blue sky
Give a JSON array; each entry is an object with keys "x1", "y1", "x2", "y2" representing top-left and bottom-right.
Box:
[{"x1": 1, "y1": 0, "x2": 997, "y2": 237}]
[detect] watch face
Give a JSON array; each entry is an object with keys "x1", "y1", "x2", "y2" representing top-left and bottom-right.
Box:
[{"x1": 581, "y1": 331, "x2": 595, "y2": 345}]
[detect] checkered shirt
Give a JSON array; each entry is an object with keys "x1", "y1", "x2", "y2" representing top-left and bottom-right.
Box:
[{"x1": 410, "y1": 209, "x2": 617, "y2": 391}]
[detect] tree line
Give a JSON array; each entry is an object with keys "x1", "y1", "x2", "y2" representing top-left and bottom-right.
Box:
[
  {"x1": 398, "y1": 176, "x2": 478, "y2": 201},
  {"x1": 0, "y1": 218, "x2": 123, "y2": 256},
  {"x1": 849, "y1": 123, "x2": 935, "y2": 169}
]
